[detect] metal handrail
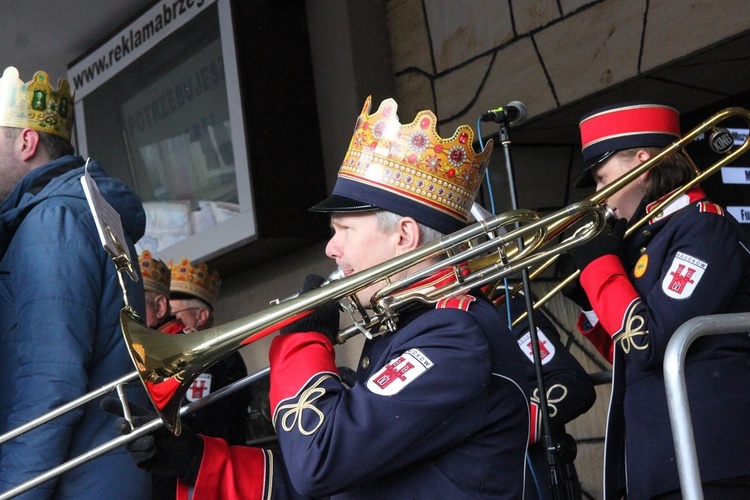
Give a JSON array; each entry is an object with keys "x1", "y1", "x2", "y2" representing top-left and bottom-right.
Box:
[{"x1": 663, "y1": 312, "x2": 750, "y2": 500}]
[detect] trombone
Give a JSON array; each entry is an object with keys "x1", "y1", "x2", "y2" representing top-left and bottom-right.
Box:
[
  {"x1": 122, "y1": 199, "x2": 612, "y2": 436},
  {"x1": 509, "y1": 106, "x2": 750, "y2": 326}
]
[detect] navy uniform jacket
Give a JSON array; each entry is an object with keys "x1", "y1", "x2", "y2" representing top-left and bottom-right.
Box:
[
  {"x1": 578, "y1": 187, "x2": 750, "y2": 498},
  {"x1": 505, "y1": 296, "x2": 596, "y2": 499},
  {"x1": 153, "y1": 320, "x2": 251, "y2": 499},
  {"x1": 178, "y1": 291, "x2": 530, "y2": 499},
  {"x1": 505, "y1": 296, "x2": 596, "y2": 441},
  {"x1": 181, "y1": 351, "x2": 250, "y2": 445}
]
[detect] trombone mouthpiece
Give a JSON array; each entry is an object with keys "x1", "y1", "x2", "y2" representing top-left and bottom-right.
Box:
[
  {"x1": 270, "y1": 268, "x2": 345, "y2": 305},
  {"x1": 326, "y1": 268, "x2": 346, "y2": 282},
  {"x1": 602, "y1": 204, "x2": 619, "y2": 225}
]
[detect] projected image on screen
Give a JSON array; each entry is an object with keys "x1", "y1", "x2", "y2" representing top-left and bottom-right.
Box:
[{"x1": 121, "y1": 38, "x2": 238, "y2": 251}]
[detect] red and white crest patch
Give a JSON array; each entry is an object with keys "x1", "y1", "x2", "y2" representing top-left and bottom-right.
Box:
[
  {"x1": 186, "y1": 373, "x2": 212, "y2": 402},
  {"x1": 367, "y1": 348, "x2": 433, "y2": 396},
  {"x1": 662, "y1": 251, "x2": 707, "y2": 299},
  {"x1": 517, "y1": 328, "x2": 555, "y2": 365}
]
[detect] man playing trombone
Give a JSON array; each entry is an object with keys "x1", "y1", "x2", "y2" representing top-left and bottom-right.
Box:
[
  {"x1": 567, "y1": 102, "x2": 750, "y2": 498},
  {"x1": 108, "y1": 96, "x2": 533, "y2": 498}
]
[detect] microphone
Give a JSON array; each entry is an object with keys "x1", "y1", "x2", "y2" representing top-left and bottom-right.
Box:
[
  {"x1": 480, "y1": 101, "x2": 528, "y2": 126},
  {"x1": 470, "y1": 202, "x2": 493, "y2": 222},
  {"x1": 470, "y1": 202, "x2": 506, "y2": 237}
]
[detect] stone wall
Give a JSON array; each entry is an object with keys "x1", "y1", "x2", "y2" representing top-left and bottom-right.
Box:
[{"x1": 386, "y1": 0, "x2": 750, "y2": 134}]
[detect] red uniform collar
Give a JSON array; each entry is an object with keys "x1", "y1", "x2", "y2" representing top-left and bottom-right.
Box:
[
  {"x1": 156, "y1": 317, "x2": 188, "y2": 334},
  {"x1": 645, "y1": 186, "x2": 705, "y2": 224}
]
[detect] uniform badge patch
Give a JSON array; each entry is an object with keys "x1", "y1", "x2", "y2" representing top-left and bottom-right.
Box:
[
  {"x1": 367, "y1": 348, "x2": 433, "y2": 396},
  {"x1": 517, "y1": 328, "x2": 555, "y2": 365},
  {"x1": 662, "y1": 251, "x2": 707, "y2": 299},
  {"x1": 186, "y1": 373, "x2": 212, "y2": 402}
]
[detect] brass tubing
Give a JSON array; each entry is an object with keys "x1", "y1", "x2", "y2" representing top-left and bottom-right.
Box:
[{"x1": 511, "y1": 107, "x2": 750, "y2": 327}]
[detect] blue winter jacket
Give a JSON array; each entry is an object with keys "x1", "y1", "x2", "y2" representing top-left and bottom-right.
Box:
[{"x1": 0, "y1": 156, "x2": 151, "y2": 499}]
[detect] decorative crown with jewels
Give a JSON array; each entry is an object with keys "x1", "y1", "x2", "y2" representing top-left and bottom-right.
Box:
[
  {"x1": 138, "y1": 250, "x2": 171, "y2": 297},
  {"x1": 168, "y1": 258, "x2": 221, "y2": 311},
  {"x1": 328, "y1": 96, "x2": 493, "y2": 234},
  {"x1": 0, "y1": 66, "x2": 73, "y2": 141}
]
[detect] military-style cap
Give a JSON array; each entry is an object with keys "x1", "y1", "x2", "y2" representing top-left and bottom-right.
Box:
[
  {"x1": 310, "y1": 96, "x2": 493, "y2": 234},
  {"x1": 574, "y1": 102, "x2": 680, "y2": 188}
]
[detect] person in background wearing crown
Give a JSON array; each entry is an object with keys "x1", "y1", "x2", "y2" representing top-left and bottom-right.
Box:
[
  {"x1": 168, "y1": 258, "x2": 222, "y2": 332},
  {"x1": 158, "y1": 259, "x2": 255, "y2": 497},
  {"x1": 135, "y1": 253, "x2": 252, "y2": 498},
  {"x1": 164, "y1": 259, "x2": 251, "y2": 446},
  {"x1": 138, "y1": 250, "x2": 189, "y2": 499},
  {"x1": 0, "y1": 66, "x2": 151, "y2": 497},
  {"x1": 169, "y1": 258, "x2": 278, "y2": 454},
  {"x1": 565, "y1": 102, "x2": 750, "y2": 498},
  {"x1": 139, "y1": 250, "x2": 185, "y2": 334},
  {"x1": 106, "y1": 96, "x2": 532, "y2": 498}
]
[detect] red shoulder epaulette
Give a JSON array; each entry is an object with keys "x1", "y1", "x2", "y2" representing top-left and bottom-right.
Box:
[
  {"x1": 435, "y1": 295, "x2": 475, "y2": 311},
  {"x1": 697, "y1": 201, "x2": 724, "y2": 215}
]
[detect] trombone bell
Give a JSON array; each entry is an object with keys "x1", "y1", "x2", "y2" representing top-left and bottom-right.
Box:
[
  {"x1": 119, "y1": 308, "x2": 250, "y2": 435},
  {"x1": 120, "y1": 309, "x2": 189, "y2": 434}
]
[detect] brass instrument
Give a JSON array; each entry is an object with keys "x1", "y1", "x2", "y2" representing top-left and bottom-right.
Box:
[
  {"x1": 510, "y1": 106, "x2": 750, "y2": 326},
  {"x1": 122, "y1": 199, "x2": 611, "y2": 436}
]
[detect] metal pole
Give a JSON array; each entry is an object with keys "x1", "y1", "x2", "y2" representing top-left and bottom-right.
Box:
[{"x1": 664, "y1": 312, "x2": 750, "y2": 500}]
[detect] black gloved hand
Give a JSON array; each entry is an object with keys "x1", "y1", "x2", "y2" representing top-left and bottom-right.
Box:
[
  {"x1": 561, "y1": 277, "x2": 592, "y2": 310},
  {"x1": 279, "y1": 274, "x2": 340, "y2": 342},
  {"x1": 100, "y1": 396, "x2": 204, "y2": 483},
  {"x1": 557, "y1": 253, "x2": 592, "y2": 310},
  {"x1": 570, "y1": 217, "x2": 627, "y2": 272},
  {"x1": 337, "y1": 366, "x2": 357, "y2": 388}
]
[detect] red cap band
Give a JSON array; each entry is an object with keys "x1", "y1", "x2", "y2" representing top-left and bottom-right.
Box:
[{"x1": 580, "y1": 104, "x2": 680, "y2": 151}]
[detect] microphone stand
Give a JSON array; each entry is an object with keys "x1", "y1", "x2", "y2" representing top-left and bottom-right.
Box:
[{"x1": 494, "y1": 118, "x2": 577, "y2": 500}]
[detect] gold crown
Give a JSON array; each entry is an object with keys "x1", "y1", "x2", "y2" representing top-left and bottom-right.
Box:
[
  {"x1": 168, "y1": 258, "x2": 221, "y2": 310},
  {"x1": 0, "y1": 66, "x2": 73, "y2": 141},
  {"x1": 337, "y1": 96, "x2": 493, "y2": 233},
  {"x1": 138, "y1": 250, "x2": 171, "y2": 297}
]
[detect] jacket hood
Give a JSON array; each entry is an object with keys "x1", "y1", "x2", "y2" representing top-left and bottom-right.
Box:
[{"x1": 0, "y1": 155, "x2": 146, "y2": 244}]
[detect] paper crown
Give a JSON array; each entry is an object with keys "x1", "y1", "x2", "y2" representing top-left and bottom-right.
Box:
[
  {"x1": 574, "y1": 102, "x2": 680, "y2": 187},
  {"x1": 138, "y1": 250, "x2": 171, "y2": 297},
  {"x1": 168, "y1": 258, "x2": 221, "y2": 310},
  {"x1": 0, "y1": 66, "x2": 73, "y2": 141},
  {"x1": 310, "y1": 96, "x2": 493, "y2": 234}
]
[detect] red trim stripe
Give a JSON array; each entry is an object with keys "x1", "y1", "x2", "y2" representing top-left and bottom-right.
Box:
[
  {"x1": 436, "y1": 295, "x2": 475, "y2": 311},
  {"x1": 240, "y1": 311, "x2": 312, "y2": 346},
  {"x1": 580, "y1": 104, "x2": 680, "y2": 150},
  {"x1": 697, "y1": 201, "x2": 724, "y2": 215},
  {"x1": 528, "y1": 401, "x2": 540, "y2": 444}
]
